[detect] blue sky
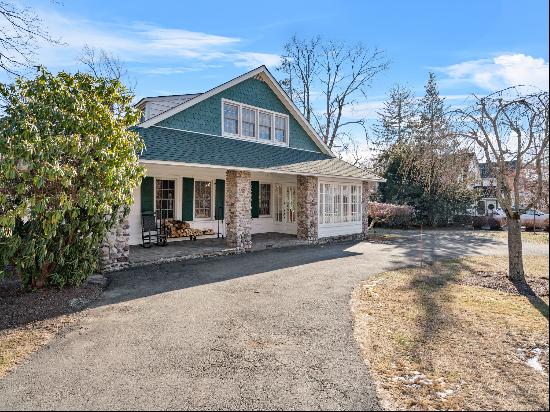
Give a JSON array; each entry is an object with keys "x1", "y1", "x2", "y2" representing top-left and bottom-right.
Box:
[{"x1": 17, "y1": 0, "x2": 550, "y2": 135}]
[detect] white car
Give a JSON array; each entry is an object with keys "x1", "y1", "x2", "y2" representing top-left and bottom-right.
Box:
[
  {"x1": 520, "y1": 209, "x2": 549, "y2": 229},
  {"x1": 490, "y1": 207, "x2": 549, "y2": 229}
]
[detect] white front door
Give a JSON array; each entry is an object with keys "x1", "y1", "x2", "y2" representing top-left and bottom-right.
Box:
[{"x1": 273, "y1": 183, "x2": 297, "y2": 232}]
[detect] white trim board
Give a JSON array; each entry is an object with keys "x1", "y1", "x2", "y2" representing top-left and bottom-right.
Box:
[
  {"x1": 136, "y1": 66, "x2": 333, "y2": 157},
  {"x1": 139, "y1": 159, "x2": 385, "y2": 183}
]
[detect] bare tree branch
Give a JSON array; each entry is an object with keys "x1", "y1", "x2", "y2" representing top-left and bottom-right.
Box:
[{"x1": 0, "y1": 1, "x2": 60, "y2": 75}]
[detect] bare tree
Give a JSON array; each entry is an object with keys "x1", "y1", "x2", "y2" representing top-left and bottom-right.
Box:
[
  {"x1": 278, "y1": 36, "x2": 389, "y2": 149},
  {"x1": 279, "y1": 35, "x2": 320, "y2": 123},
  {"x1": 0, "y1": 1, "x2": 59, "y2": 75},
  {"x1": 79, "y1": 44, "x2": 135, "y2": 90},
  {"x1": 455, "y1": 87, "x2": 549, "y2": 281}
]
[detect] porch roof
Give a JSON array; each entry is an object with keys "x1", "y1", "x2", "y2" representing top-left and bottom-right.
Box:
[{"x1": 135, "y1": 126, "x2": 384, "y2": 181}]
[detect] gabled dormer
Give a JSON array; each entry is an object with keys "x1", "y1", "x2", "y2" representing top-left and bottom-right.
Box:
[{"x1": 136, "y1": 66, "x2": 333, "y2": 156}]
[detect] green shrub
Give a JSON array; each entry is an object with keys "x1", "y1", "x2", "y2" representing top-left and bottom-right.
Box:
[{"x1": 0, "y1": 69, "x2": 144, "y2": 288}]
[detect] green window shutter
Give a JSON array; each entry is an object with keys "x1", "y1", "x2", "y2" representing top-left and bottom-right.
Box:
[
  {"x1": 251, "y1": 180, "x2": 260, "y2": 218},
  {"x1": 215, "y1": 179, "x2": 225, "y2": 220},
  {"x1": 182, "y1": 177, "x2": 194, "y2": 221},
  {"x1": 141, "y1": 176, "x2": 154, "y2": 215}
]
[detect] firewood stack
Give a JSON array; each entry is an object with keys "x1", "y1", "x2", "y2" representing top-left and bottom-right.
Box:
[{"x1": 165, "y1": 219, "x2": 215, "y2": 238}]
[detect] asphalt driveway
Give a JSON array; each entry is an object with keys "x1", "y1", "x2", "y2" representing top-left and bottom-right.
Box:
[{"x1": 1, "y1": 231, "x2": 548, "y2": 410}]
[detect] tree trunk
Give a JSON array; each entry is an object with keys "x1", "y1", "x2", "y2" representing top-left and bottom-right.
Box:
[{"x1": 507, "y1": 217, "x2": 525, "y2": 281}]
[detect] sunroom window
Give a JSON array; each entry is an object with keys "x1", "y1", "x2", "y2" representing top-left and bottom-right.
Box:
[
  {"x1": 319, "y1": 183, "x2": 362, "y2": 224},
  {"x1": 223, "y1": 103, "x2": 239, "y2": 135}
]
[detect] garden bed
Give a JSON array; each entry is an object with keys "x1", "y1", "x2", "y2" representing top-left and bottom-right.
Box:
[{"x1": 351, "y1": 255, "x2": 549, "y2": 410}]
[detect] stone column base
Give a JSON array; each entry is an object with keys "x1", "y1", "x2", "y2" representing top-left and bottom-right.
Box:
[
  {"x1": 225, "y1": 170, "x2": 252, "y2": 251},
  {"x1": 99, "y1": 210, "x2": 130, "y2": 272}
]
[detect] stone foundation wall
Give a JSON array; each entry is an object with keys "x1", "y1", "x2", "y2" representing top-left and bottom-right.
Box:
[
  {"x1": 99, "y1": 211, "x2": 130, "y2": 272},
  {"x1": 297, "y1": 175, "x2": 318, "y2": 242},
  {"x1": 225, "y1": 170, "x2": 252, "y2": 251}
]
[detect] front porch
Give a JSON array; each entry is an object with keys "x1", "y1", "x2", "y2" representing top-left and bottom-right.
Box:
[{"x1": 129, "y1": 232, "x2": 310, "y2": 267}]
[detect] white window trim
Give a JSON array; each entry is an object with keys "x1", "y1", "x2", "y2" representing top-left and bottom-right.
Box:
[
  {"x1": 259, "y1": 182, "x2": 272, "y2": 217},
  {"x1": 154, "y1": 177, "x2": 177, "y2": 220},
  {"x1": 318, "y1": 181, "x2": 362, "y2": 227},
  {"x1": 221, "y1": 98, "x2": 289, "y2": 147},
  {"x1": 193, "y1": 179, "x2": 214, "y2": 221}
]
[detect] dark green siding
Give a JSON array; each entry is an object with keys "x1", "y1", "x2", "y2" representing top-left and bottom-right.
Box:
[
  {"x1": 251, "y1": 180, "x2": 260, "y2": 218},
  {"x1": 140, "y1": 176, "x2": 154, "y2": 215},
  {"x1": 182, "y1": 177, "x2": 194, "y2": 221},
  {"x1": 157, "y1": 78, "x2": 322, "y2": 153},
  {"x1": 215, "y1": 179, "x2": 225, "y2": 220}
]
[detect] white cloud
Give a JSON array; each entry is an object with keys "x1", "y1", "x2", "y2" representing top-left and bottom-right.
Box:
[
  {"x1": 232, "y1": 52, "x2": 282, "y2": 69},
  {"x1": 33, "y1": 10, "x2": 280, "y2": 70},
  {"x1": 438, "y1": 54, "x2": 549, "y2": 91},
  {"x1": 342, "y1": 101, "x2": 386, "y2": 120}
]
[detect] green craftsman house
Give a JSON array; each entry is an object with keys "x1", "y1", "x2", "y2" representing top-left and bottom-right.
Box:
[{"x1": 116, "y1": 66, "x2": 382, "y2": 261}]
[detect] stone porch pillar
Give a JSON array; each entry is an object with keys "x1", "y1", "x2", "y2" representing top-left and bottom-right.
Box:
[
  {"x1": 297, "y1": 175, "x2": 319, "y2": 242},
  {"x1": 225, "y1": 170, "x2": 252, "y2": 251},
  {"x1": 99, "y1": 209, "x2": 130, "y2": 272},
  {"x1": 362, "y1": 181, "x2": 376, "y2": 237}
]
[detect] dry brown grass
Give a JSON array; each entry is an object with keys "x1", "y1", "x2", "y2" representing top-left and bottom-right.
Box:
[
  {"x1": 351, "y1": 255, "x2": 549, "y2": 411},
  {"x1": 0, "y1": 315, "x2": 77, "y2": 378},
  {"x1": 480, "y1": 231, "x2": 549, "y2": 244}
]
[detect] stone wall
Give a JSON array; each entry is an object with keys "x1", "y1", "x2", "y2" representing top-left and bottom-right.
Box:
[
  {"x1": 297, "y1": 175, "x2": 318, "y2": 242},
  {"x1": 99, "y1": 211, "x2": 130, "y2": 272},
  {"x1": 225, "y1": 170, "x2": 252, "y2": 251}
]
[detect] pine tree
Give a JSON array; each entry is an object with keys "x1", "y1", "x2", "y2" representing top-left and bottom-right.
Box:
[{"x1": 373, "y1": 84, "x2": 417, "y2": 147}]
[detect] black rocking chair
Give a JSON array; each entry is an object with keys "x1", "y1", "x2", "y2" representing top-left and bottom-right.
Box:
[{"x1": 141, "y1": 213, "x2": 168, "y2": 247}]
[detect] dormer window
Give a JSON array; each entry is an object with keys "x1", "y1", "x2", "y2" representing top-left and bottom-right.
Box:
[
  {"x1": 223, "y1": 102, "x2": 239, "y2": 135},
  {"x1": 242, "y1": 107, "x2": 256, "y2": 138},
  {"x1": 259, "y1": 112, "x2": 272, "y2": 140},
  {"x1": 275, "y1": 115, "x2": 287, "y2": 143},
  {"x1": 222, "y1": 98, "x2": 288, "y2": 146}
]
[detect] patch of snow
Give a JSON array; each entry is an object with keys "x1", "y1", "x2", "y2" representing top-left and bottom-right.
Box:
[
  {"x1": 526, "y1": 348, "x2": 544, "y2": 372},
  {"x1": 436, "y1": 389, "x2": 454, "y2": 398}
]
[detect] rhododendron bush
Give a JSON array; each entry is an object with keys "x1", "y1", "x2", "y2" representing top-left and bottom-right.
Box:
[{"x1": 368, "y1": 202, "x2": 414, "y2": 228}]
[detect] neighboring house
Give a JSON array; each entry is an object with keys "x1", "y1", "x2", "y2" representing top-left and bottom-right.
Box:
[
  {"x1": 470, "y1": 159, "x2": 517, "y2": 215},
  {"x1": 100, "y1": 66, "x2": 384, "y2": 269}
]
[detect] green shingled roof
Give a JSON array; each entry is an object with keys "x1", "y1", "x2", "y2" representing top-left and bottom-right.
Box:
[{"x1": 136, "y1": 126, "x2": 383, "y2": 181}]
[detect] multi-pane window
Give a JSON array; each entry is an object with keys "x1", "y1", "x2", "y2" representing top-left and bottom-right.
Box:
[
  {"x1": 273, "y1": 184, "x2": 283, "y2": 222},
  {"x1": 274, "y1": 116, "x2": 287, "y2": 143},
  {"x1": 155, "y1": 179, "x2": 175, "y2": 219},
  {"x1": 319, "y1": 183, "x2": 361, "y2": 224},
  {"x1": 194, "y1": 181, "x2": 212, "y2": 218},
  {"x1": 259, "y1": 112, "x2": 272, "y2": 140},
  {"x1": 222, "y1": 99, "x2": 288, "y2": 145},
  {"x1": 259, "y1": 183, "x2": 271, "y2": 215},
  {"x1": 350, "y1": 186, "x2": 361, "y2": 222},
  {"x1": 242, "y1": 107, "x2": 256, "y2": 137},
  {"x1": 223, "y1": 103, "x2": 239, "y2": 135}
]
